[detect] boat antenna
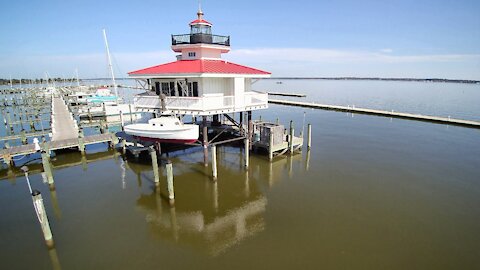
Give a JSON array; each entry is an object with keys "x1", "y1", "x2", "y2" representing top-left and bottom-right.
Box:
[
  {"x1": 75, "y1": 68, "x2": 80, "y2": 87},
  {"x1": 103, "y1": 29, "x2": 119, "y2": 105}
]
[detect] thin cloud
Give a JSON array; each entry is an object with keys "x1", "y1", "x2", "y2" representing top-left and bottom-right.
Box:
[{"x1": 226, "y1": 48, "x2": 480, "y2": 64}]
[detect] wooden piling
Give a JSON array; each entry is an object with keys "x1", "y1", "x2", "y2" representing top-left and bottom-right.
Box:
[
  {"x1": 129, "y1": 104, "x2": 133, "y2": 123},
  {"x1": 211, "y1": 145, "x2": 217, "y2": 180},
  {"x1": 31, "y1": 190, "x2": 54, "y2": 248},
  {"x1": 202, "y1": 116, "x2": 208, "y2": 166},
  {"x1": 247, "y1": 111, "x2": 253, "y2": 149},
  {"x1": 166, "y1": 161, "x2": 175, "y2": 204},
  {"x1": 20, "y1": 130, "x2": 27, "y2": 144},
  {"x1": 268, "y1": 131, "x2": 274, "y2": 160},
  {"x1": 119, "y1": 110, "x2": 124, "y2": 131},
  {"x1": 239, "y1": 112, "x2": 244, "y2": 136},
  {"x1": 149, "y1": 146, "x2": 160, "y2": 186},
  {"x1": 41, "y1": 151, "x2": 54, "y2": 187},
  {"x1": 121, "y1": 138, "x2": 126, "y2": 154},
  {"x1": 78, "y1": 130, "x2": 85, "y2": 153},
  {"x1": 289, "y1": 120, "x2": 294, "y2": 154},
  {"x1": 307, "y1": 123, "x2": 312, "y2": 150}
]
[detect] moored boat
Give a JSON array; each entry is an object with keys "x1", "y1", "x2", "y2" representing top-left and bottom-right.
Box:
[{"x1": 124, "y1": 116, "x2": 199, "y2": 143}]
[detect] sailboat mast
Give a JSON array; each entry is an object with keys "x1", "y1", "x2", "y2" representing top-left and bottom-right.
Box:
[
  {"x1": 75, "y1": 68, "x2": 80, "y2": 87},
  {"x1": 102, "y1": 29, "x2": 119, "y2": 104}
]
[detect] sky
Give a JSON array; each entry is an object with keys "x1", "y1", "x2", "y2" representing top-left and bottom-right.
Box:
[{"x1": 0, "y1": 0, "x2": 479, "y2": 80}]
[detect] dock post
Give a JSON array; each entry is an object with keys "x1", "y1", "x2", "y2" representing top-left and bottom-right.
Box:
[
  {"x1": 6, "y1": 111, "x2": 12, "y2": 130},
  {"x1": 289, "y1": 120, "x2": 294, "y2": 154},
  {"x1": 149, "y1": 146, "x2": 160, "y2": 186},
  {"x1": 211, "y1": 145, "x2": 217, "y2": 180},
  {"x1": 202, "y1": 116, "x2": 208, "y2": 166},
  {"x1": 41, "y1": 151, "x2": 54, "y2": 188},
  {"x1": 244, "y1": 138, "x2": 249, "y2": 169},
  {"x1": 20, "y1": 130, "x2": 27, "y2": 144},
  {"x1": 119, "y1": 110, "x2": 124, "y2": 131},
  {"x1": 78, "y1": 129, "x2": 85, "y2": 153},
  {"x1": 307, "y1": 124, "x2": 312, "y2": 150},
  {"x1": 121, "y1": 138, "x2": 126, "y2": 155},
  {"x1": 99, "y1": 120, "x2": 105, "y2": 134},
  {"x1": 268, "y1": 131, "x2": 274, "y2": 160},
  {"x1": 166, "y1": 161, "x2": 175, "y2": 205},
  {"x1": 276, "y1": 117, "x2": 279, "y2": 125},
  {"x1": 247, "y1": 111, "x2": 253, "y2": 149},
  {"x1": 102, "y1": 103, "x2": 106, "y2": 116},
  {"x1": 129, "y1": 104, "x2": 133, "y2": 123},
  {"x1": 239, "y1": 112, "x2": 244, "y2": 136},
  {"x1": 31, "y1": 190, "x2": 55, "y2": 248}
]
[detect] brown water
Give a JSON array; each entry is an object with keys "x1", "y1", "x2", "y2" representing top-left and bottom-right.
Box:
[{"x1": 1, "y1": 105, "x2": 480, "y2": 269}]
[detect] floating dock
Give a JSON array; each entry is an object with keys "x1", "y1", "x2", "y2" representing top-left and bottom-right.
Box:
[
  {"x1": 267, "y1": 92, "x2": 306, "y2": 97},
  {"x1": 269, "y1": 99, "x2": 480, "y2": 129}
]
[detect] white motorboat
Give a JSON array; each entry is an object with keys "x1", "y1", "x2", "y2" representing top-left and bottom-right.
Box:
[{"x1": 124, "y1": 116, "x2": 199, "y2": 143}]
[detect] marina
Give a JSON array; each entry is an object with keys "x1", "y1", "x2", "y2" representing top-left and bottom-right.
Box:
[{"x1": 1, "y1": 2, "x2": 480, "y2": 270}]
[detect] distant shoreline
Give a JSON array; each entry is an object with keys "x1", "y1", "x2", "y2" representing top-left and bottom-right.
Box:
[
  {"x1": 266, "y1": 77, "x2": 480, "y2": 84},
  {"x1": 1, "y1": 77, "x2": 479, "y2": 85}
]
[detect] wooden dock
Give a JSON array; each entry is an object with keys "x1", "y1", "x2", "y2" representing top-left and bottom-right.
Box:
[
  {"x1": 51, "y1": 95, "x2": 79, "y2": 141},
  {"x1": 267, "y1": 92, "x2": 306, "y2": 97},
  {"x1": 0, "y1": 133, "x2": 118, "y2": 164},
  {"x1": 268, "y1": 99, "x2": 480, "y2": 129}
]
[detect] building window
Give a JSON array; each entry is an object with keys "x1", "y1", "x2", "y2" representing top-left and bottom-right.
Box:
[
  {"x1": 188, "y1": 82, "x2": 199, "y2": 97},
  {"x1": 188, "y1": 52, "x2": 196, "y2": 58}
]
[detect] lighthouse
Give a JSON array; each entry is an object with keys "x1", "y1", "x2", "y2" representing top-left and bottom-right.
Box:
[{"x1": 128, "y1": 7, "x2": 271, "y2": 116}]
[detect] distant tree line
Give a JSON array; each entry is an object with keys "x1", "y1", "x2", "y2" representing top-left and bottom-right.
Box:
[{"x1": 0, "y1": 78, "x2": 80, "y2": 85}]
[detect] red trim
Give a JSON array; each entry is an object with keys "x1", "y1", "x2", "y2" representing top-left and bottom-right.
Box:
[
  {"x1": 190, "y1": 19, "x2": 212, "y2": 25},
  {"x1": 128, "y1": 59, "x2": 271, "y2": 75}
]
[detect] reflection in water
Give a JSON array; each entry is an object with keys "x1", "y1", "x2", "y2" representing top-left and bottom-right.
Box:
[
  {"x1": 48, "y1": 247, "x2": 62, "y2": 270},
  {"x1": 133, "y1": 147, "x2": 305, "y2": 256},
  {"x1": 213, "y1": 181, "x2": 218, "y2": 212},
  {"x1": 305, "y1": 150, "x2": 311, "y2": 171},
  {"x1": 50, "y1": 189, "x2": 62, "y2": 219},
  {"x1": 81, "y1": 153, "x2": 87, "y2": 171},
  {"x1": 120, "y1": 159, "x2": 126, "y2": 189}
]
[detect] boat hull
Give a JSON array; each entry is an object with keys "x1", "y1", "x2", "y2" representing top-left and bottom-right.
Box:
[{"x1": 124, "y1": 123, "x2": 199, "y2": 144}]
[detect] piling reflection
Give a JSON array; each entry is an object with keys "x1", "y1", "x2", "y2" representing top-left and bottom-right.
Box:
[
  {"x1": 49, "y1": 188, "x2": 62, "y2": 219},
  {"x1": 134, "y1": 147, "x2": 305, "y2": 256},
  {"x1": 48, "y1": 247, "x2": 62, "y2": 270}
]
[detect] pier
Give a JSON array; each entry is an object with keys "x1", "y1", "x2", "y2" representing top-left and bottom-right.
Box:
[
  {"x1": 269, "y1": 99, "x2": 480, "y2": 129},
  {"x1": 51, "y1": 95, "x2": 79, "y2": 141},
  {"x1": 267, "y1": 92, "x2": 306, "y2": 97}
]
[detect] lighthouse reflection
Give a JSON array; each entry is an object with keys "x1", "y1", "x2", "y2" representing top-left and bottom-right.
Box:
[{"x1": 133, "y1": 147, "x2": 304, "y2": 256}]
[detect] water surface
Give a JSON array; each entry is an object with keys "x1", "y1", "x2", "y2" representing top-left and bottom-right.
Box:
[{"x1": 1, "y1": 81, "x2": 479, "y2": 269}]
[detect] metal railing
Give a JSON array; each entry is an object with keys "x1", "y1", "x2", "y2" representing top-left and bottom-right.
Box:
[
  {"x1": 171, "y1": 34, "x2": 230, "y2": 46},
  {"x1": 244, "y1": 91, "x2": 268, "y2": 107},
  {"x1": 134, "y1": 91, "x2": 267, "y2": 112}
]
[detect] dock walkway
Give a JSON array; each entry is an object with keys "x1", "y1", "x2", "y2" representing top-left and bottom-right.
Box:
[
  {"x1": 51, "y1": 95, "x2": 79, "y2": 141},
  {"x1": 0, "y1": 133, "x2": 118, "y2": 164},
  {"x1": 269, "y1": 99, "x2": 480, "y2": 129}
]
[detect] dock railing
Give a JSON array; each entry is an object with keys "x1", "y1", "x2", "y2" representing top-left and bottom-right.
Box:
[{"x1": 134, "y1": 91, "x2": 267, "y2": 113}]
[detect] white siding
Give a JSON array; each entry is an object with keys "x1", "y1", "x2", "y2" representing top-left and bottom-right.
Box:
[
  {"x1": 200, "y1": 78, "x2": 233, "y2": 96},
  {"x1": 234, "y1": 77, "x2": 245, "y2": 109}
]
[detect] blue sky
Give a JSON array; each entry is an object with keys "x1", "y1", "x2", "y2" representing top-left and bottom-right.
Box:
[{"x1": 1, "y1": 0, "x2": 479, "y2": 79}]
